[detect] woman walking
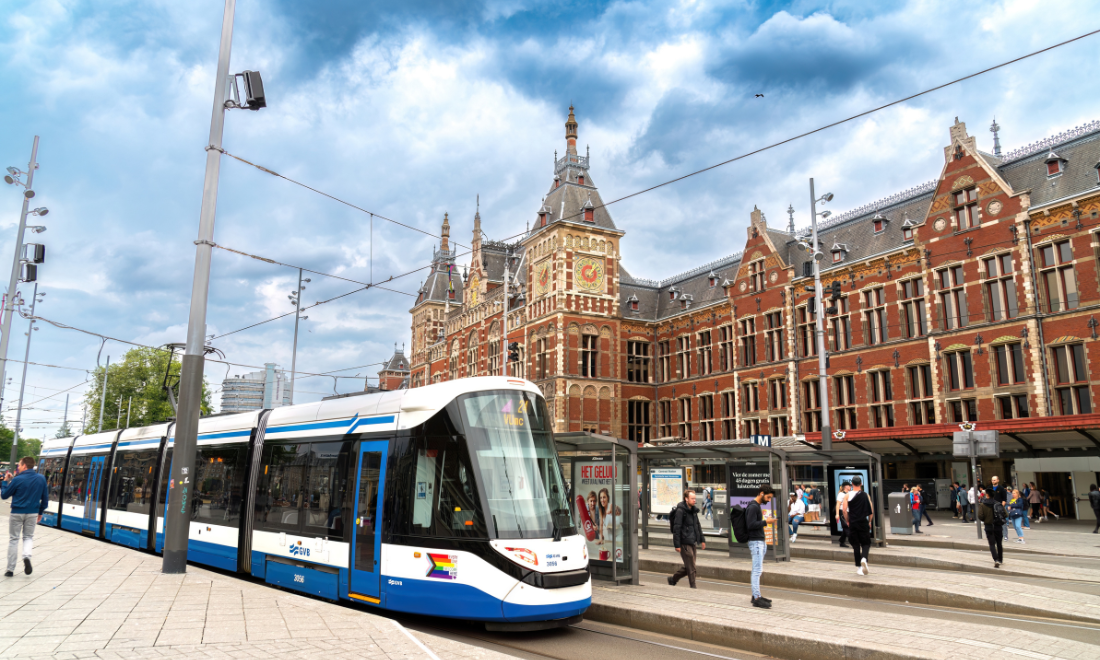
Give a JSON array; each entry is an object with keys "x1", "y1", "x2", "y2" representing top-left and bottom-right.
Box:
[
  {"x1": 836, "y1": 482, "x2": 851, "y2": 548},
  {"x1": 1007, "y1": 489, "x2": 1027, "y2": 543},
  {"x1": 1027, "y1": 483, "x2": 1042, "y2": 522},
  {"x1": 1041, "y1": 489, "x2": 1059, "y2": 521}
]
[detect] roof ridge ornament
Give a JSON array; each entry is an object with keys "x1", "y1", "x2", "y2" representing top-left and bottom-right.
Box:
[{"x1": 1000, "y1": 119, "x2": 1100, "y2": 163}]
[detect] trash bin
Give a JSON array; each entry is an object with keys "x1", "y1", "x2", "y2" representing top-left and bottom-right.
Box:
[{"x1": 888, "y1": 492, "x2": 912, "y2": 535}]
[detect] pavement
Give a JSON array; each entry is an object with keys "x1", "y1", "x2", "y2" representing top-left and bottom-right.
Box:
[{"x1": 0, "y1": 506, "x2": 512, "y2": 660}]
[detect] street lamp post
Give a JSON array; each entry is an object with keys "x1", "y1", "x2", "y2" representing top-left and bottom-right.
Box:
[
  {"x1": 288, "y1": 269, "x2": 309, "y2": 404},
  {"x1": 2, "y1": 137, "x2": 39, "y2": 466},
  {"x1": 163, "y1": 0, "x2": 236, "y2": 574},
  {"x1": 807, "y1": 179, "x2": 834, "y2": 451},
  {"x1": 11, "y1": 284, "x2": 43, "y2": 463}
]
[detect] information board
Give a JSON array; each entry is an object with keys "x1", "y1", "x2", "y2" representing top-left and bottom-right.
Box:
[
  {"x1": 573, "y1": 460, "x2": 624, "y2": 564},
  {"x1": 727, "y1": 463, "x2": 775, "y2": 545},
  {"x1": 650, "y1": 468, "x2": 683, "y2": 514}
]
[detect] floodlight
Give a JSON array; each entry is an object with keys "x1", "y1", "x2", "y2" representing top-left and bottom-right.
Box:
[
  {"x1": 30, "y1": 207, "x2": 47, "y2": 216},
  {"x1": 3, "y1": 176, "x2": 12, "y2": 185},
  {"x1": 5, "y1": 167, "x2": 18, "y2": 176},
  {"x1": 28, "y1": 226, "x2": 45, "y2": 234},
  {"x1": 23, "y1": 189, "x2": 34, "y2": 199},
  {"x1": 822, "y1": 192, "x2": 834, "y2": 202},
  {"x1": 820, "y1": 210, "x2": 831, "y2": 219}
]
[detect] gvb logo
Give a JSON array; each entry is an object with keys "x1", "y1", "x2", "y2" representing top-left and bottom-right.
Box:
[{"x1": 288, "y1": 545, "x2": 311, "y2": 557}]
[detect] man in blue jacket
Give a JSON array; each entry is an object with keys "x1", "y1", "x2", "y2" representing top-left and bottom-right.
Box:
[{"x1": 2, "y1": 456, "x2": 49, "y2": 577}]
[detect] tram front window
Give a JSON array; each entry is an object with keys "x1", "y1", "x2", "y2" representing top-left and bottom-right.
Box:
[{"x1": 458, "y1": 390, "x2": 575, "y2": 540}]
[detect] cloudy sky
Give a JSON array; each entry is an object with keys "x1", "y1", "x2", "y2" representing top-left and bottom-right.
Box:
[{"x1": 1, "y1": 0, "x2": 1097, "y2": 436}]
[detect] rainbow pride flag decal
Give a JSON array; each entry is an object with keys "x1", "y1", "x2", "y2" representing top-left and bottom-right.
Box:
[{"x1": 426, "y1": 553, "x2": 458, "y2": 580}]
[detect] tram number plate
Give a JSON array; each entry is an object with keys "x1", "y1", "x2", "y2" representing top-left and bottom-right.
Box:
[{"x1": 294, "y1": 574, "x2": 305, "y2": 583}]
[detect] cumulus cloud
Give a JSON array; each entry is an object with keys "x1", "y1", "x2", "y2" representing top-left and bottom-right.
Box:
[{"x1": 0, "y1": 0, "x2": 1096, "y2": 435}]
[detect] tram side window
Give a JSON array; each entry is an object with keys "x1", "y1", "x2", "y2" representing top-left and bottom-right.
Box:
[
  {"x1": 254, "y1": 444, "x2": 305, "y2": 533},
  {"x1": 108, "y1": 450, "x2": 158, "y2": 515},
  {"x1": 301, "y1": 442, "x2": 352, "y2": 541},
  {"x1": 191, "y1": 444, "x2": 249, "y2": 528},
  {"x1": 390, "y1": 435, "x2": 487, "y2": 539},
  {"x1": 40, "y1": 457, "x2": 66, "y2": 502},
  {"x1": 64, "y1": 455, "x2": 90, "y2": 505}
]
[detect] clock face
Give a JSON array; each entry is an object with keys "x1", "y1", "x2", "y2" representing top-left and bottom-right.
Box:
[
  {"x1": 934, "y1": 217, "x2": 947, "y2": 232},
  {"x1": 535, "y1": 262, "x2": 551, "y2": 297},
  {"x1": 574, "y1": 256, "x2": 606, "y2": 292},
  {"x1": 468, "y1": 274, "x2": 480, "y2": 308}
]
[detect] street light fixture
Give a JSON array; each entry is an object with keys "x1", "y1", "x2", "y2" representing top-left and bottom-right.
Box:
[
  {"x1": 288, "y1": 272, "x2": 310, "y2": 404},
  {"x1": 807, "y1": 179, "x2": 835, "y2": 451}
]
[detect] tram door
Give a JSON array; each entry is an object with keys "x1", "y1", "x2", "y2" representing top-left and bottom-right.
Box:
[
  {"x1": 83, "y1": 456, "x2": 106, "y2": 535},
  {"x1": 349, "y1": 442, "x2": 388, "y2": 600}
]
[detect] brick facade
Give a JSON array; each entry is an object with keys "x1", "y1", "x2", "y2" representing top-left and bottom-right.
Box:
[{"x1": 408, "y1": 111, "x2": 1100, "y2": 458}]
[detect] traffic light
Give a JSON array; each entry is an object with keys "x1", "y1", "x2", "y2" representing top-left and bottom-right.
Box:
[
  {"x1": 508, "y1": 342, "x2": 520, "y2": 362},
  {"x1": 808, "y1": 297, "x2": 816, "y2": 315},
  {"x1": 829, "y1": 280, "x2": 842, "y2": 300}
]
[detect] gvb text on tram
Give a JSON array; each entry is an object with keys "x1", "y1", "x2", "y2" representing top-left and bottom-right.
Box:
[{"x1": 37, "y1": 377, "x2": 590, "y2": 627}]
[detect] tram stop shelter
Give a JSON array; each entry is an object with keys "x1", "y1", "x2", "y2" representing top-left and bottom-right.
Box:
[
  {"x1": 555, "y1": 432, "x2": 639, "y2": 585},
  {"x1": 638, "y1": 437, "x2": 886, "y2": 562}
]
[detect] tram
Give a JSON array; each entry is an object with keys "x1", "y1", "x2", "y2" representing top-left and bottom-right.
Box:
[{"x1": 37, "y1": 377, "x2": 590, "y2": 626}]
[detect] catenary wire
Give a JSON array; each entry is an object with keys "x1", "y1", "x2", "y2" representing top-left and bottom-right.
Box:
[
  {"x1": 218, "y1": 150, "x2": 469, "y2": 251},
  {"x1": 221, "y1": 28, "x2": 1100, "y2": 232},
  {"x1": 211, "y1": 242, "x2": 416, "y2": 296}
]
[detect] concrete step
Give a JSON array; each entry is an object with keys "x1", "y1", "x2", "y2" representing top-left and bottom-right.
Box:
[{"x1": 638, "y1": 551, "x2": 1100, "y2": 625}]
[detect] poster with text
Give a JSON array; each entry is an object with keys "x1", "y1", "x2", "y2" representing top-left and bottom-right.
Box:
[
  {"x1": 728, "y1": 463, "x2": 775, "y2": 545},
  {"x1": 650, "y1": 468, "x2": 683, "y2": 515},
  {"x1": 573, "y1": 460, "x2": 624, "y2": 563},
  {"x1": 827, "y1": 465, "x2": 871, "y2": 537}
]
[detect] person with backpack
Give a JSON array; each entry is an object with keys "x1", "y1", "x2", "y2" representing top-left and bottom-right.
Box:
[
  {"x1": 977, "y1": 487, "x2": 1006, "y2": 568},
  {"x1": 842, "y1": 476, "x2": 873, "y2": 576},
  {"x1": 667, "y1": 489, "x2": 705, "y2": 589},
  {"x1": 1083, "y1": 485, "x2": 1100, "y2": 534},
  {"x1": 909, "y1": 485, "x2": 924, "y2": 534},
  {"x1": 745, "y1": 484, "x2": 774, "y2": 608}
]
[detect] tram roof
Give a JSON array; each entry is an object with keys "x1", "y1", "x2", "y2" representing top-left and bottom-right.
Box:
[{"x1": 41, "y1": 435, "x2": 77, "y2": 456}]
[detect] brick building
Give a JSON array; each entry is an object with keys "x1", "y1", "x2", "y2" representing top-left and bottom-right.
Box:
[{"x1": 409, "y1": 109, "x2": 1100, "y2": 516}]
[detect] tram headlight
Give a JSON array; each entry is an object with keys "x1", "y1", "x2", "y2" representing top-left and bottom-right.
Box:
[{"x1": 503, "y1": 547, "x2": 539, "y2": 567}]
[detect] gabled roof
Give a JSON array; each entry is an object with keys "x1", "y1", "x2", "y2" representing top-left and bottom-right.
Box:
[
  {"x1": 381, "y1": 347, "x2": 410, "y2": 373},
  {"x1": 530, "y1": 168, "x2": 621, "y2": 237},
  {"x1": 998, "y1": 121, "x2": 1100, "y2": 208},
  {"x1": 620, "y1": 253, "x2": 742, "y2": 321},
  {"x1": 416, "y1": 259, "x2": 464, "y2": 307}
]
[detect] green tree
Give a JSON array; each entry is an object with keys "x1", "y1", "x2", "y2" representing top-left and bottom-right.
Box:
[
  {"x1": 0, "y1": 419, "x2": 42, "y2": 466},
  {"x1": 55, "y1": 420, "x2": 72, "y2": 438},
  {"x1": 82, "y1": 347, "x2": 212, "y2": 434}
]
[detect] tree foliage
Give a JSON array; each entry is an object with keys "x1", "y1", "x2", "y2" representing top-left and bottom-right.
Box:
[
  {"x1": 81, "y1": 347, "x2": 212, "y2": 434},
  {"x1": 0, "y1": 419, "x2": 42, "y2": 465}
]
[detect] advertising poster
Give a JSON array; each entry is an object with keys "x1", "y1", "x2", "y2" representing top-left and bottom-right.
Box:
[
  {"x1": 573, "y1": 460, "x2": 624, "y2": 563},
  {"x1": 650, "y1": 468, "x2": 683, "y2": 515},
  {"x1": 728, "y1": 463, "x2": 775, "y2": 545},
  {"x1": 827, "y1": 465, "x2": 871, "y2": 537}
]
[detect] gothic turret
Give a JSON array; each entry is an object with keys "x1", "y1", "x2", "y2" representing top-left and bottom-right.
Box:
[{"x1": 566, "y1": 105, "x2": 578, "y2": 156}]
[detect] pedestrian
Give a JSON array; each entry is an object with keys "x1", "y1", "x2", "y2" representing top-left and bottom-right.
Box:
[
  {"x1": 1027, "y1": 484, "x2": 1042, "y2": 522},
  {"x1": 990, "y1": 476, "x2": 1008, "y2": 539},
  {"x1": 977, "y1": 487, "x2": 1006, "y2": 568},
  {"x1": 957, "y1": 484, "x2": 969, "y2": 522},
  {"x1": 1041, "y1": 489, "x2": 1059, "y2": 521},
  {"x1": 1007, "y1": 488, "x2": 1027, "y2": 543},
  {"x1": 746, "y1": 484, "x2": 774, "y2": 608},
  {"x1": 703, "y1": 485, "x2": 713, "y2": 520},
  {"x1": 968, "y1": 484, "x2": 977, "y2": 521},
  {"x1": 788, "y1": 492, "x2": 805, "y2": 543},
  {"x1": 1085, "y1": 485, "x2": 1100, "y2": 534},
  {"x1": 836, "y1": 481, "x2": 851, "y2": 548},
  {"x1": 842, "y1": 476, "x2": 874, "y2": 576},
  {"x1": 951, "y1": 482, "x2": 960, "y2": 518},
  {"x1": 668, "y1": 489, "x2": 705, "y2": 589},
  {"x1": 910, "y1": 485, "x2": 924, "y2": 533},
  {"x1": 902, "y1": 483, "x2": 909, "y2": 494},
  {"x1": 919, "y1": 485, "x2": 934, "y2": 527},
  {"x1": 2, "y1": 456, "x2": 49, "y2": 577}
]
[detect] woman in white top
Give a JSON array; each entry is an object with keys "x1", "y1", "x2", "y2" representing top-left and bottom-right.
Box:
[
  {"x1": 789, "y1": 492, "x2": 807, "y2": 542},
  {"x1": 836, "y1": 483, "x2": 852, "y2": 548}
]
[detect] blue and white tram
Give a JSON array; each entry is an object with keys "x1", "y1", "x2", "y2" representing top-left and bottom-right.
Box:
[{"x1": 41, "y1": 377, "x2": 589, "y2": 626}]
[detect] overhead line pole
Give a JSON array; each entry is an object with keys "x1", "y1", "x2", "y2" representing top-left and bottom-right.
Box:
[
  {"x1": 11, "y1": 283, "x2": 39, "y2": 462},
  {"x1": 164, "y1": 0, "x2": 235, "y2": 574},
  {"x1": 2, "y1": 136, "x2": 38, "y2": 466},
  {"x1": 810, "y1": 178, "x2": 832, "y2": 452},
  {"x1": 97, "y1": 357, "x2": 110, "y2": 435}
]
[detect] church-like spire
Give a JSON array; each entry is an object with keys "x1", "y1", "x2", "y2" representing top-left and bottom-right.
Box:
[
  {"x1": 565, "y1": 105, "x2": 578, "y2": 156},
  {"x1": 990, "y1": 117, "x2": 1002, "y2": 158},
  {"x1": 472, "y1": 196, "x2": 482, "y2": 267},
  {"x1": 441, "y1": 212, "x2": 450, "y2": 252}
]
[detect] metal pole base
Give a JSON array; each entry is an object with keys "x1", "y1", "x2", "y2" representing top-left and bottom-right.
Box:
[{"x1": 161, "y1": 353, "x2": 206, "y2": 574}]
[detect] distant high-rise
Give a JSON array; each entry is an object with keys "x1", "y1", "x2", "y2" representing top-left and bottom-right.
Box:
[{"x1": 221, "y1": 363, "x2": 291, "y2": 413}]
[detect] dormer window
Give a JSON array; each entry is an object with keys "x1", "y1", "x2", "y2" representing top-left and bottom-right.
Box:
[
  {"x1": 628, "y1": 294, "x2": 639, "y2": 312},
  {"x1": 680, "y1": 294, "x2": 693, "y2": 310},
  {"x1": 872, "y1": 213, "x2": 887, "y2": 234},
  {"x1": 578, "y1": 175, "x2": 585, "y2": 185},
  {"x1": 669, "y1": 287, "x2": 679, "y2": 300},
  {"x1": 708, "y1": 271, "x2": 718, "y2": 287},
  {"x1": 1094, "y1": 160, "x2": 1100, "y2": 185},
  {"x1": 583, "y1": 194, "x2": 595, "y2": 222},
  {"x1": 832, "y1": 243, "x2": 848, "y2": 263},
  {"x1": 554, "y1": 175, "x2": 561, "y2": 189},
  {"x1": 901, "y1": 213, "x2": 917, "y2": 241},
  {"x1": 1046, "y1": 151, "x2": 1064, "y2": 177},
  {"x1": 448, "y1": 289, "x2": 456, "y2": 300}
]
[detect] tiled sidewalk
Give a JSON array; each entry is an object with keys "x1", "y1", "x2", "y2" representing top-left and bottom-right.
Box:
[{"x1": 0, "y1": 511, "x2": 510, "y2": 659}]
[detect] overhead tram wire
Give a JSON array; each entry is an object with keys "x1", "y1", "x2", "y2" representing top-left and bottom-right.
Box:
[
  {"x1": 217, "y1": 28, "x2": 1100, "y2": 241},
  {"x1": 217, "y1": 150, "x2": 469, "y2": 251}
]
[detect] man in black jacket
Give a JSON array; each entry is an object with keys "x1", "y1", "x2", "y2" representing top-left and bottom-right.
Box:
[
  {"x1": 746, "y1": 484, "x2": 774, "y2": 608},
  {"x1": 1086, "y1": 485, "x2": 1100, "y2": 534},
  {"x1": 668, "y1": 489, "x2": 705, "y2": 588},
  {"x1": 843, "y1": 476, "x2": 874, "y2": 576}
]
